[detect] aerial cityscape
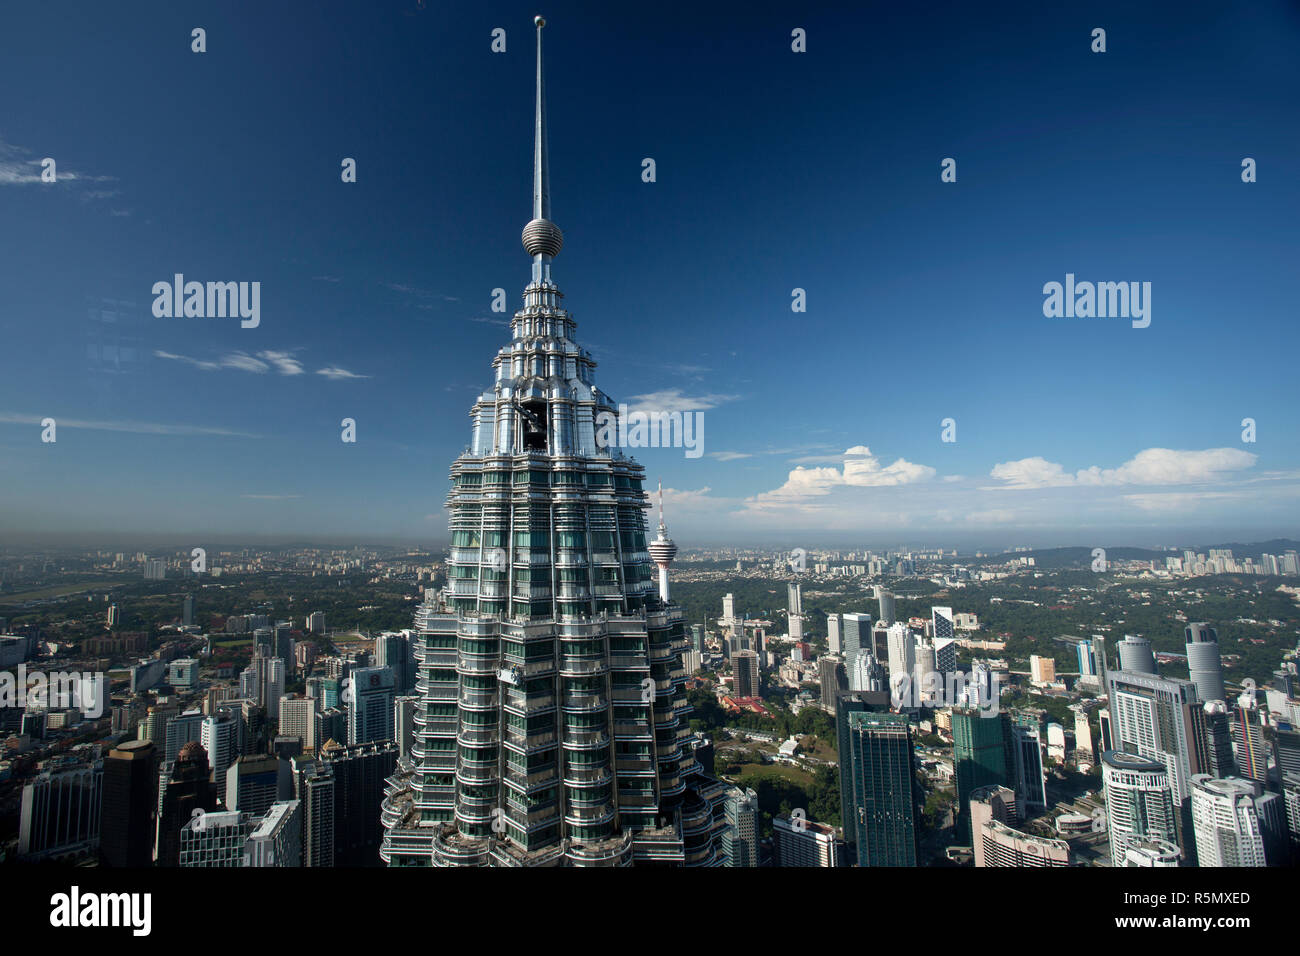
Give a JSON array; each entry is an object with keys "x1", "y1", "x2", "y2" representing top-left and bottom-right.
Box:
[{"x1": 1, "y1": 0, "x2": 1295, "y2": 935}]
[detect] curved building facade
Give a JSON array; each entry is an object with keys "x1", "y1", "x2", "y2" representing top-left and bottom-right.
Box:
[
  {"x1": 1184, "y1": 624, "x2": 1224, "y2": 703},
  {"x1": 1101, "y1": 750, "x2": 1176, "y2": 867}
]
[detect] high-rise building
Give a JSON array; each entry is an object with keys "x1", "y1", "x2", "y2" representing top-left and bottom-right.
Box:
[
  {"x1": 977, "y1": 819, "x2": 1069, "y2": 866},
  {"x1": 1202, "y1": 700, "x2": 1237, "y2": 778},
  {"x1": 1274, "y1": 728, "x2": 1300, "y2": 781},
  {"x1": 1184, "y1": 623, "x2": 1224, "y2": 703},
  {"x1": 1189, "y1": 774, "x2": 1277, "y2": 867},
  {"x1": 1101, "y1": 750, "x2": 1176, "y2": 868},
  {"x1": 773, "y1": 816, "x2": 844, "y2": 867},
  {"x1": 1092, "y1": 634, "x2": 1108, "y2": 689},
  {"x1": 155, "y1": 740, "x2": 218, "y2": 867},
  {"x1": 182, "y1": 593, "x2": 194, "y2": 627},
  {"x1": 346, "y1": 665, "x2": 396, "y2": 745},
  {"x1": 912, "y1": 639, "x2": 937, "y2": 706},
  {"x1": 225, "y1": 754, "x2": 281, "y2": 817},
  {"x1": 278, "y1": 695, "x2": 318, "y2": 753},
  {"x1": 877, "y1": 590, "x2": 896, "y2": 626},
  {"x1": 1029, "y1": 655, "x2": 1056, "y2": 685},
  {"x1": 179, "y1": 809, "x2": 250, "y2": 867},
  {"x1": 375, "y1": 631, "x2": 414, "y2": 696},
  {"x1": 952, "y1": 708, "x2": 1010, "y2": 842},
  {"x1": 842, "y1": 612, "x2": 872, "y2": 683},
  {"x1": 721, "y1": 787, "x2": 759, "y2": 867},
  {"x1": 1117, "y1": 635, "x2": 1156, "y2": 675},
  {"x1": 787, "y1": 582, "x2": 803, "y2": 617},
  {"x1": 106, "y1": 603, "x2": 120, "y2": 627},
  {"x1": 244, "y1": 800, "x2": 302, "y2": 867},
  {"x1": 1108, "y1": 669, "x2": 1207, "y2": 824},
  {"x1": 885, "y1": 622, "x2": 913, "y2": 690},
  {"x1": 322, "y1": 740, "x2": 397, "y2": 867},
  {"x1": 293, "y1": 758, "x2": 334, "y2": 867},
  {"x1": 818, "y1": 656, "x2": 847, "y2": 713},
  {"x1": 1234, "y1": 692, "x2": 1268, "y2": 785},
  {"x1": 18, "y1": 758, "x2": 103, "y2": 861},
  {"x1": 851, "y1": 653, "x2": 885, "y2": 694},
  {"x1": 100, "y1": 739, "x2": 158, "y2": 868},
  {"x1": 968, "y1": 785, "x2": 1017, "y2": 867},
  {"x1": 1072, "y1": 706, "x2": 1094, "y2": 761},
  {"x1": 1010, "y1": 714, "x2": 1048, "y2": 814},
  {"x1": 931, "y1": 606, "x2": 954, "y2": 641},
  {"x1": 264, "y1": 657, "x2": 286, "y2": 723},
  {"x1": 1076, "y1": 640, "x2": 1099, "y2": 685},
  {"x1": 163, "y1": 709, "x2": 205, "y2": 766},
  {"x1": 379, "y1": 16, "x2": 725, "y2": 868},
  {"x1": 732, "y1": 650, "x2": 760, "y2": 699},
  {"x1": 201, "y1": 710, "x2": 240, "y2": 796},
  {"x1": 826, "y1": 613, "x2": 842, "y2": 654},
  {"x1": 306, "y1": 611, "x2": 325, "y2": 635},
  {"x1": 843, "y1": 710, "x2": 917, "y2": 866},
  {"x1": 1098, "y1": 707, "x2": 1113, "y2": 753},
  {"x1": 394, "y1": 694, "x2": 420, "y2": 761}
]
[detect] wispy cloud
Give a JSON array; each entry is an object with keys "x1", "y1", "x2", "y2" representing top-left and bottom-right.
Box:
[
  {"x1": 0, "y1": 137, "x2": 115, "y2": 189},
  {"x1": 155, "y1": 349, "x2": 365, "y2": 381},
  {"x1": 317, "y1": 366, "x2": 370, "y2": 381},
  {"x1": 382, "y1": 281, "x2": 459, "y2": 303},
  {"x1": 0, "y1": 411, "x2": 259, "y2": 438}
]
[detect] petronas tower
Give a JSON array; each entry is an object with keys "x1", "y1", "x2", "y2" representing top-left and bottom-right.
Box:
[{"x1": 380, "y1": 16, "x2": 726, "y2": 867}]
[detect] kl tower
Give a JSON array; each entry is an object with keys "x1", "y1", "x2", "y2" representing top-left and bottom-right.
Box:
[{"x1": 647, "y1": 481, "x2": 678, "y2": 602}]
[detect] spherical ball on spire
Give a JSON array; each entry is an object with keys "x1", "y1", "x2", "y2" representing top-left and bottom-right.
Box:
[
  {"x1": 535, "y1": 15, "x2": 546, "y2": 28},
  {"x1": 522, "y1": 217, "x2": 563, "y2": 258}
]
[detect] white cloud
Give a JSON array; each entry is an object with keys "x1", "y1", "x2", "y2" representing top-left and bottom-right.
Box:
[
  {"x1": 745, "y1": 446, "x2": 936, "y2": 507},
  {"x1": 621, "y1": 389, "x2": 740, "y2": 414},
  {"x1": 988, "y1": 447, "x2": 1257, "y2": 490},
  {"x1": 259, "y1": 351, "x2": 304, "y2": 376},
  {"x1": 708, "y1": 451, "x2": 752, "y2": 462}
]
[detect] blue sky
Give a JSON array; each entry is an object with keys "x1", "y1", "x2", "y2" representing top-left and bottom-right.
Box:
[{"x1": 1, "y1": 1, "x2": 1298, "y2": 549}]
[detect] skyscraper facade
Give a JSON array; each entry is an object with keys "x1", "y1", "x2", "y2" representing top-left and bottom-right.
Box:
[
  {"x1": 379, "y1": 18, "x2": 723, "y2": 867},
  {"x1": 952, "y1": 708, "x2": 1009, "y2": 842},
  {"x1": 843, "y1": 711, "x2": 917, "y2": 866},
  {"x1": 1189, "y1": 774, "x2": 1274, "y2": 867},
  {"x1": 721, "y1": 787, "x2": 759, "y2": 867},
  {"x1": 1101, "y1": 750, "x2": 1176, "y2": 868},
  {"x1": 1108, "y1": 669, "x2": 1207, "y2": 814},
  {"x1": 1184, "y1": 623, "x2": 1225, "y2": 703},
  {"x1": 100, "y1": 739, "x2": 157, "y2": 867}
]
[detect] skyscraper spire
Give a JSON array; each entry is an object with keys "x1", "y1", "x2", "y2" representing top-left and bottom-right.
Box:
[
  {"x1": 382, "y1": 17, "x2": 724, "y2": 869},
  {"x1": 522, "y1": 15, "x2": 563, "y2": 286}
]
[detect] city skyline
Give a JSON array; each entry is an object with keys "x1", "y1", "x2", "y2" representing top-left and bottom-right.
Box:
[{"x1": 3, "y1": 3, "x2": 1299, "y2": 545}]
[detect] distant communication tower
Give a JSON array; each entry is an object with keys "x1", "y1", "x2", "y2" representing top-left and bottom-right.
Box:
[{"x1": 647, "y1": 481, "x2": 678, "y2": 602}]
